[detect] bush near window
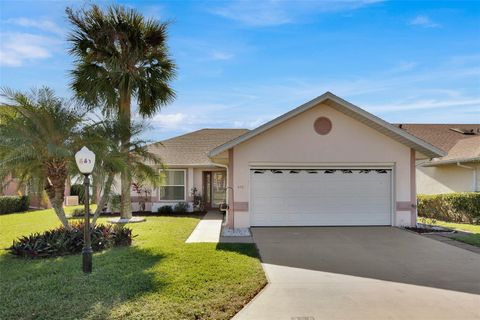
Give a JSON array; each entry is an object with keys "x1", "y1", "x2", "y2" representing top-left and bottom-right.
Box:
[
  {"x1": 8, "y1": 222, "x2": 134, "y2": 258},
  {"x1": 417, "y1": 192, "x2": 480, "y2": 224},
  {"x1": 174, "y1": 202, "x2": 189, "y2": 214},
  {"x1": 157, "y1": 205, "x2": 173, "y2": 215},
  {"x1": 0, "y1": 196, "x2": 29, "y2": 214}
]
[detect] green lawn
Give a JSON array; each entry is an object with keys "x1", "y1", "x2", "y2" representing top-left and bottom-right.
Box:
[
  {"x1": 0, "y1": 208, "x2": 267, "y2": 320},
  {"x1": 420, "y1": 218, "x2": 480, "y2": 248}
]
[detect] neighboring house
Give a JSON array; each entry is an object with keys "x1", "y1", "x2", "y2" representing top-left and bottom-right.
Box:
[
  {"x1": 397, "y1": 124, "x2": 480, "y2": 195},
  {"x1": 1, "y1": 174, "x2": 71, "y2": 209},
  {"x1": 136, "y1": 92, "x2": 445, "y2": 228}
]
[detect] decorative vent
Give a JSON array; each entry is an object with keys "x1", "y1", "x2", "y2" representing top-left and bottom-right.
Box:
[
  {"x1": 376, "y1": 169, "x2": 388, "y2": 174},
  {"x1": 359, "y1": 169, "x2": 371, "y2": 174},
  {"x1": 314, "y1": 117, "x2": 332, "y2": 135},
  {"x1": 271, "y1": 169, "x2": 283, "y2": 174},
  {"x1": 289, "y1": 170, "x2": 300, "y2": 174},
  {"x1": 341, "y1": 169, "x2": 353, "y2": 174},
  {"x1": 324, "y1": 169, "x2": 336, "y2": 174},
  {"x1": 253, "y1": 170, "x2": 265, "y2": 174},
  {"x1": 307, "y1": 170, "x2": 318, "y2": 174}
]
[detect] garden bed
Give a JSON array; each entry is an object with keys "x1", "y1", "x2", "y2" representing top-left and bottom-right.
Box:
[{"x1": 404, "y1": 223, "x2": 456, "y2": 234}]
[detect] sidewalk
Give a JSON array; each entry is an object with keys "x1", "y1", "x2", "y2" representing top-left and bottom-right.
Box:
[{"x1": 185, "y1": 211, "x2": 223, "y2": 243}]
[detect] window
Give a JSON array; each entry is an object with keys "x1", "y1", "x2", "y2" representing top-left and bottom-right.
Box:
[{"x1": 160, "y1": 170, "x2": 185, "y2": 201}]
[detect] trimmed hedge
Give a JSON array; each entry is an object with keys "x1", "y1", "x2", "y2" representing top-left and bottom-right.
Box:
[
  {"x1": 0, "y1": 196, "x2": 29, "y2": 214},
  {"x1": 417, "y1": 192, "x2": 480, "y2": 224}
]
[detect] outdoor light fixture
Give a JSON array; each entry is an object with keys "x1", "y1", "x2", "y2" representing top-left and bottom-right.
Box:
[{"x1": 75, "y1": 146, "x2": 96, "y2": 273}]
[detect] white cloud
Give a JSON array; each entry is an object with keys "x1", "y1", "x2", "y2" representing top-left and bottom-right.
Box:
[
  {"x1": 210, "y1": 0, "x2": 383, "y2": 27},
  {"x1": 366, "y1": 98, "x2": 480, "y2": 112},
  {"x1": 233, "y1": 115, "x2": 276, "y2": 129},
  {"x1": 211, "y1": 51, "x2": 234, "y2": 61},
  {"x1": 0, "y1": 32, "x2": 57, "y2": 67},
  {"x1": 151, "y1": 113, "x2": 189, "y2": 130},
  {"x1": 6, "y1": 17, "x2": 64, "y2": 36},
  {"x1": 409, "y1": 15, "x2": 440, "y2": 28}
]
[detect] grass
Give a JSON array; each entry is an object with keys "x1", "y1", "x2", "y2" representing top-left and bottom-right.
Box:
[
  {"x1": 420, "y1": 217, "x2": 480, "y2": 248},
  {"x1": 0, "y1": 207, "x2": 267, "y2": 320}
]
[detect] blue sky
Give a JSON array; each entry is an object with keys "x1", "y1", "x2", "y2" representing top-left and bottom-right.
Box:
[{"x1": 1, "y1": 0, "x2": 479, "y2": 141}]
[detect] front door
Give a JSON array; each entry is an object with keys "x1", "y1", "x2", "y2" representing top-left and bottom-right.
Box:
[{"x1": 203, "y1": 171, "x2": 226, "y2": 209}]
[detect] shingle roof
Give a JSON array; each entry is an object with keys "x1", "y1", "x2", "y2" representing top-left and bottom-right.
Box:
[
  {"x1": 147, "y1": 129, "x2": 249, "y2": 165},
  {"x1": 395, "y1": 124, "x2": 480, "y2": 152},
  {"x1": 396, "y1": 124, "x2": 480, "y2": 165}
]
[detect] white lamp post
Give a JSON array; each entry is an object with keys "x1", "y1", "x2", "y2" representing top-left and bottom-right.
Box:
[{"x1": 75, "y1": 146, "x2": 96, "y2": 273}]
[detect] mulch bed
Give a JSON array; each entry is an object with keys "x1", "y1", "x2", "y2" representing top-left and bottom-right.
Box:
[{"x1": 404, "y1": 226, "x2": 452, "y2": 234}]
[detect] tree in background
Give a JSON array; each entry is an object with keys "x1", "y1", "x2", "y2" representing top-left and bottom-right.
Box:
[{"x1": 67, "y1": 5, "x2": 176, "y2": 219}]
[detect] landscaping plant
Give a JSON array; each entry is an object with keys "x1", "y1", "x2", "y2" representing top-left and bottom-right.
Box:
[
  {"x1": 417, "y1": 192, "x2": 480, "y2": 224},
  {"x1": 0, "y1": 195, "x2": 29, "y2": 214},
  {"x1": 0, "y1": 87, "x2": 86, "y2": 229},
  {"x1": 67, "y1": 4, "x2": 176, "y2": 220},
  {"x1": 8, "y1": 222, "x2": 134, "y2": 258}
]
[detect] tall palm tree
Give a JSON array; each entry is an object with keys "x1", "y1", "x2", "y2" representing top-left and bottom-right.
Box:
[
  {"x1": 0, "y1": 87, "x2": 86, "y2": 229},
  {"x1": 84, "y1": 117, "x2": 163, "y2": 226},
  {"x1": 66, "y1": 5, "x2": 176, "y2": 219}
]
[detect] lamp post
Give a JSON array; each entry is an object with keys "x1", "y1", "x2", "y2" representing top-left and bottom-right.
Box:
[{"x1": 75, "y1": 146, "x2": 96, "y2": 273}]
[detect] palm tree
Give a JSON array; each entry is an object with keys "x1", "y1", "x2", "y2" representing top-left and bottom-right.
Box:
[
  {"x1": 0, "y1": 87, "x2": 86, "y2": 229},
  {"x1": 66, "y1": 5, "x2": 176, "y2": 219},
  {"x1": 83, "y1": 117, "x2": 163, "y2": 226}
]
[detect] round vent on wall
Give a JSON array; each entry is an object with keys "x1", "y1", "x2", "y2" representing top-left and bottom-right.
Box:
[{"x1": 314, "y1": 117, "x2": 332, "y2": 135}]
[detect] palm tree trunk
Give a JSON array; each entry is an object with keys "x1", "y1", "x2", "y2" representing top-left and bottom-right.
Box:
[
  {"x1": 45, "y1": 160, "x2": 71, "y2": 230},
  {"x1": 92, "y1": 173, "x2": 114, "y2": 226},
  {"x1": 119, "y1": 91, "x2": 132, "y2": 219}
]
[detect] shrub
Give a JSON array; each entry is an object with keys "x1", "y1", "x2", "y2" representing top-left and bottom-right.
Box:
[
  {"x1": 8, "y1": 222, "x2": 134, "y2": 258},
  {"x1": 70, "y1": 184, "x2": 85, "y2": 204},
  {"x1": 0, "y1": 196, "x2": 29, "y2": 214},
  {"x1": 157, "y1": 205, "x2": 173, "y2": 215},
  {"x1": 71, "y1": 208, "x2": 85, "y2": 217},
  {"x1": 417, "y1": 192, "x2": 480, "y2": 224},
  {"x1": 174, "y1": 202, "x2": 189, "y2": 214}
]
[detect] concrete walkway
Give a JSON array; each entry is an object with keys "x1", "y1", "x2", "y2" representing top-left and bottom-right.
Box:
[
  {"x1": 185, "y1": 211, "x2": 223, "y2": 243},
  {"x1": 235, "y1": 227, "x2": 480, "y2": 320}
]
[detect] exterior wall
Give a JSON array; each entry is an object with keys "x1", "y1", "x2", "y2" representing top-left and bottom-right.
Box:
[
  {"x1": 231, "y1": 103, "x2": 413, "y2": 228},
  {"x1": 130, "y1": 166, "x2": 226, "y2": 212},
  {"x1": 1, "y1": 175, "x2": 19, "y2": 196},
  {"x1": 417, "y1": 163, "x2": 479, "y2": 194}
]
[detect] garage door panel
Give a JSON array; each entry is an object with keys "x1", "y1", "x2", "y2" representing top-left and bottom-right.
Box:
[{"x1": 250, "y1": 168, "x2": 392, "y2": 226}]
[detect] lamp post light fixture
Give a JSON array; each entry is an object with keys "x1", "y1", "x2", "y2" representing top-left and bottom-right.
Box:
[{"x1": 75, "y1": 146, "x2": 96, "y2": 273}]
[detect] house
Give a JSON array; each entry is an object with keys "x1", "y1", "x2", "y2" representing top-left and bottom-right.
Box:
[
  {"x1": 397, "y1": 124, "x2": 480, "y2": 194},
  {"x1": 138, "y1": 92, "x2": 445, "y2": 228}
]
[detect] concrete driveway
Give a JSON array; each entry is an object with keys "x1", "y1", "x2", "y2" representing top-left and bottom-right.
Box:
[{"x1": 234, "y1": 227, "x2": 480, "y2": 320}]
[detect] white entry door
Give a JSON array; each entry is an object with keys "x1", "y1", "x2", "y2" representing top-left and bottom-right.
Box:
[{"x1": 250, "y1": 168, "x2": 392, "y2": 226}]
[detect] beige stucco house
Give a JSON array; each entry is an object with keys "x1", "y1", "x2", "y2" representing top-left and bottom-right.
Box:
[
  {"x1": 137, "y1": 92, "x2": 446, "y2": 228},
  {"x1": 398, "y1": 124, "x2": 480, "y2": 195}
]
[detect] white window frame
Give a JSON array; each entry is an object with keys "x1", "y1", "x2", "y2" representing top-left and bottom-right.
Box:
[{"x1": 158, "y1": 169, "x2": 187, "y2": 202}]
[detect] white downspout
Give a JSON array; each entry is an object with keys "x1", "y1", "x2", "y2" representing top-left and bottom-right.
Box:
[
  {"x1": 457, "y1": 162, "x2": 478, "y2": 192},
  {"x1": 210, "y1": 161, "x2": 232, "y2": 227}
]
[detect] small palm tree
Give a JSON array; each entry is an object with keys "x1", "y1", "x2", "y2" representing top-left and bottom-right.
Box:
[
  {"x1": 84, "y1": 117, "x2": 163, "y2": 226},
  {"x1": 66, "y1": 5, "x2": 176, "y2": 219},
  {"x1": 0, "y1": 87, "x2": 86, "y2": 229}
]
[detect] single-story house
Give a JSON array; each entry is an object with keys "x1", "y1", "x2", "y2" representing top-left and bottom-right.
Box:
[
  {"x1": 396, "y1": 124, "x2": 479, "y2": 195},
  {"x1": 139, "y1": 92, "x2": 446, "y2": 228}
]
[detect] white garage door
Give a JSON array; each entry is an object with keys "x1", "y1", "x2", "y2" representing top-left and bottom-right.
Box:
[{"x1": 250, "y1": 168, "x2": 392, "y2": 226}]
